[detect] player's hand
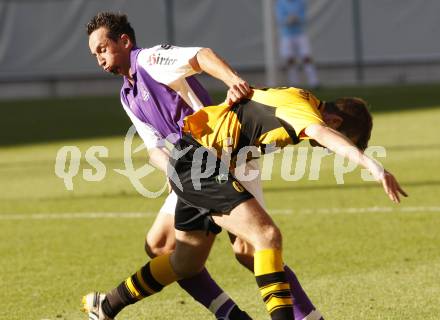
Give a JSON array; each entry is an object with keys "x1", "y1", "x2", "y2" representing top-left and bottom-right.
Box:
[
  {"x1": 225, "y1": 77, "x2": 252, "y2": 105},
  {"x1": 379, "y1": 170, "x2": 408, "y2": 203}
]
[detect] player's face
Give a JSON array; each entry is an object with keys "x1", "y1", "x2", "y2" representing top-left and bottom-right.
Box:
[{"x1": 88, "y1": 27, "x2": 131, "y2": 77}]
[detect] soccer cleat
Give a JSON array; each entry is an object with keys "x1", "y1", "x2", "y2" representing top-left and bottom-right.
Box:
[{"x1": 81, "y1": 292, "x2": 113, "y2": 320}]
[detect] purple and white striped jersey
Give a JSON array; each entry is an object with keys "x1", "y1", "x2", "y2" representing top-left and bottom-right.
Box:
[{"x1": 120, "y1": 45, "x2": 212, "y2": 149}]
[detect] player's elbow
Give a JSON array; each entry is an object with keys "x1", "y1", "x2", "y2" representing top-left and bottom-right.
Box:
[
  {"x1": 197, "y1": 47, "x2": 214, "y2": 58},
  {"x1": 304, "y1": 124, "x2": 327, "y2": 141},
  {"x1": 193, "y1": 47, "x2": 213, "y2": 72},
  {"x1": 194, "y1": 47, "x2": 219, "y2": 72}
]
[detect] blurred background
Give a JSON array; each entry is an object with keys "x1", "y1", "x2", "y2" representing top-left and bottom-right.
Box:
[
  {"x1": 1, "y1": 1, "x2": 440, "y2": 320},
  {"x1": 1, "y1": 0, "x2": 440, "y2": 99}
]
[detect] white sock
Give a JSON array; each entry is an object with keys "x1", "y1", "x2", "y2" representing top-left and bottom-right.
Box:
[
  {"x1": 304, "y1": 63, "x2": 319, "y2": 87},
  {"x1": 287, "y1": 64, "x2": 300, "y2": 86}
]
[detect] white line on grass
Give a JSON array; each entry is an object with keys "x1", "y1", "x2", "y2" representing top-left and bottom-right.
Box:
[
  {"x1": 0, "y1": 212, "x2": 153, "y2": 220},
  {"x1": 272, "y1": 206, "x2": 440, "y2": 215},
  {"x1": 1, "y1": 206, "x2": 439, "y2": 220}
]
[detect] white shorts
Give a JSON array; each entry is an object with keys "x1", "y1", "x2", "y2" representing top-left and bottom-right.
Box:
[
  {"x1": 279, "y1": 33, "x2": 312, "y2": 61},
  {"x1": 158, "y1": 190, "x2": 179, "y2": 215},
  {"x1": 159, "y1": 159, "x2": 265, "y2": 215}
]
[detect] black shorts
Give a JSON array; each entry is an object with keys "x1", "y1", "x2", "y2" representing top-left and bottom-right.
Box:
[{"x1": 168, "y1": 135, "x2": 254, "y2": 234}]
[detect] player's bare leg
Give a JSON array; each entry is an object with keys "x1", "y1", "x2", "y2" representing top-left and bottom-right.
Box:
[
  {"x1": 228, "y1": 234, "x2": 323, "y2": 320},
  {"x1": 89, "y1": 230, "x2": 215, "y2": 319},
  {"x1": 212, "y1": 198, "x2": 294, "y2": 320},
  {"x1": 145, "y1": 211, "x2": 175, "y2": 257},
  {"x1": 234, "y1": 162, "x2": 323, "y2": 320},
  {"x1": 170, "y1": 230, "x2": 216, "y2": 277},
  {"x1": 145, "y1": 205, "x2": 252, "y2": 319},
  {"x1": 120, "y1": 187, "x2": 293, "y2": 319}
]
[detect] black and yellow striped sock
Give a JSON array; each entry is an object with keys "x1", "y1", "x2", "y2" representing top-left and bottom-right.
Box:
[
  {"x1": 254, "y1": 249, "x2": 294, "y2": 320},
  {"x1": 102, "y1": 254, "x2": 179, "y2": 318}
]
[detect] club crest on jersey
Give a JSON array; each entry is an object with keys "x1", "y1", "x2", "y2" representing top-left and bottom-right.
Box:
[
  {"x1": 299, "y1": 89, "x2": 311, "y2": 100},
  {"x1": 215, "y1": 173, "x2": 229, "y2": 185},
  {"x1": 147, "y1": 53, "x2": 177, "y2": 66},
  {"x1": 139, "y1": 84, "x2": 150, "y2": 101},
  {"x1": 232, "y1": 181, "x2": 245, "y2": 193}
]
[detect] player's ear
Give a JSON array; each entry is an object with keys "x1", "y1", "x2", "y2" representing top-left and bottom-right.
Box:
[
  {"x1": 120, "y1": 34, "x2": 131, "y2": 48},
  {"x1": 324, "y1": 113, "x2": 343, "y2": 130}
]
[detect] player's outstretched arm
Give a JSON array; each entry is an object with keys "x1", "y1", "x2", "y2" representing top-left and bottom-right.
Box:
[
  {"x1": 189, "y1": 47, "x2": 251, "y2": 105},
  {"x1": 305, "y1": 124, "x2": 408, "y2": 203}
]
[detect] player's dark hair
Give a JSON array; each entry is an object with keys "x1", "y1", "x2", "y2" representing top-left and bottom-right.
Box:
[
  {"x1": 325, "y1": 98, "x2": 373, "y2": 151},
  {"x1": 87, "y1": 12, "x2": 136, "y2": 45}
]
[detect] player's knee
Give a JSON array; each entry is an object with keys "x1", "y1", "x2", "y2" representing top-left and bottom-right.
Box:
[
  {"x1": 144, "y1": 234, "x2": 175, "y2": 258},
  {"x1": 144, "y1": 240, "x2": 158, "y2": 258},
  {"x1": 259, "y1": 225, "x2": 283, "y2": 249}
]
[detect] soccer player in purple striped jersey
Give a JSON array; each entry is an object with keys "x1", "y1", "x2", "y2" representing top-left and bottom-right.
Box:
[{"x1": 84, "y1": 12, "x2": 322, "y2": 320}]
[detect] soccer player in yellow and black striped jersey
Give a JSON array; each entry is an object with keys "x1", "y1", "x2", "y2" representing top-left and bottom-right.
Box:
[
  {"x1": 183, "y1": 87, "x2": 324, "y2": 156},
  {"x1": 90, "y1": 87, "x2": 407, "y2": 320}
]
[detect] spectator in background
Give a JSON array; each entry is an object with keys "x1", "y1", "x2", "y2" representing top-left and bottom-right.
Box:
[{"x1": 276, "y1": 0, "x2": 319, "y2": 88}]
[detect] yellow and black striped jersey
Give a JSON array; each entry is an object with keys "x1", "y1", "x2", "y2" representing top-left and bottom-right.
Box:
[{"x1": 182, "y1": 87, "x2": 324, "y2": 156}]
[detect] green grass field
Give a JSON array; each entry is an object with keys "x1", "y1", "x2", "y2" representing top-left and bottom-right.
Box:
[{"x1": 1, "y1": 84, "x2": 440, "y2": 319}]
